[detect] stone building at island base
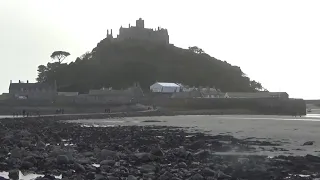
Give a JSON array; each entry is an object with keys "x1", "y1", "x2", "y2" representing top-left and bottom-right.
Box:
[{"x1": 8, "y1": 80, "x2": 57, "y2": 100}]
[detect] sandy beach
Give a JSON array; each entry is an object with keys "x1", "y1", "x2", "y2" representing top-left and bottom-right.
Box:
[{"x1": 69, "y1": 113, "x2": 320, "y2": 156}]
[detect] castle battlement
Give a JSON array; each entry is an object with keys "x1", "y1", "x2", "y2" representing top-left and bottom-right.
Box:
[{"x1": 106, "y1": 18, "x2": 169, "y2": 44}]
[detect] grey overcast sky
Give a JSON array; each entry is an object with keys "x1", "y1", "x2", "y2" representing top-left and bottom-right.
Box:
[{"x1": 0, "y1": 0, "x2": 319, "y2": 99}]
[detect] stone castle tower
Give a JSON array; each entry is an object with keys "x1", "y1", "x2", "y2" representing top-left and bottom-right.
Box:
[{"x1": 106, "y1": 18, "x2": 169, "y2": 44}]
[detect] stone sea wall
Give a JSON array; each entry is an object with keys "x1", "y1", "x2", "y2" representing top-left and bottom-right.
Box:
[{"x1": 143, "y1": 98, "x2": 306, "y2": 116}]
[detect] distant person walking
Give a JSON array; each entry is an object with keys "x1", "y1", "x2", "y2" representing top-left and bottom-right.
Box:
[
  {"x1": 105, "y1": 108, "x2": 111, "y2": 113},
  {"x1": 22, "y1": 109, "x2": 26, "y2": 117}
]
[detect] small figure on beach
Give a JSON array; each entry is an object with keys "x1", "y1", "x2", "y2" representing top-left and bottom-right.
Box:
[
  {"x1": 22, "y1": 109, "x2": 26, "y2": 117},
  {"x1": 56, "y1": 109, "x2": 63, "y2": 114},
  {"x1": 292, "y1": 112, "x2": 302, "y2": 118}
]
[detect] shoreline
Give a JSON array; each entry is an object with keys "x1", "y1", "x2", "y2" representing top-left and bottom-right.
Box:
[{"x1": 0, "y1": 108, "x2": 300, "y2": 121}]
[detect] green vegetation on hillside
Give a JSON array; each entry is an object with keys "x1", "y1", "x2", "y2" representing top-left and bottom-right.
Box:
[{"x1": 37, "y1": 38, "x2": 265, "y2": 93}]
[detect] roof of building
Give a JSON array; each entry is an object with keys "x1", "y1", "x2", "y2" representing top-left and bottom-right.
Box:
[
  {"x1": 153, "y1": 82, "x2": 180, "y2": 87},
  {"x1": 9, "y1": 83, "x2": 55, "y2": 90}
]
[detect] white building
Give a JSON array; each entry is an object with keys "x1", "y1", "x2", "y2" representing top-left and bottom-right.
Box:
[{"x1": 150, "y1": 82, "x2": 181, "y2": 93}]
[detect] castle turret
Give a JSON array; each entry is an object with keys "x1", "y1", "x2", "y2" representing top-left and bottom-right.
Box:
[
  {"x1": 136, "y1": 18, "x2": 144, "y2": 28},
  {"x1": 117, "y1": 18, "x2": 169, "y2": 44},
  {"x1": 106, "y1": 29, "x2": 113, "y2": 39}
]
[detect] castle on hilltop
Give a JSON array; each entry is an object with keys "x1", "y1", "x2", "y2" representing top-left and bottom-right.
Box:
[{"x1": 106, "y1": 18, "x2": 169, "y2": 44}]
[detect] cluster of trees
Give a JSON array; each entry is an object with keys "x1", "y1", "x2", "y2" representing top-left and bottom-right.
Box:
[
  {"x1": 37, "y1": 39, "x2": 265, "y2": 93},
  {"x1": 188, "y1": 46, "x2": 205, "y2": 54}
]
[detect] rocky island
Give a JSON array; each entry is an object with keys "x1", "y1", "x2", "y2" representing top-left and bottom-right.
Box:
[
  {"x1": 0, "y1": 18, "x2": 302, "y2": 116},
  {"x1": 36, "y1": 18, "x2": 264, "y2": 93}
]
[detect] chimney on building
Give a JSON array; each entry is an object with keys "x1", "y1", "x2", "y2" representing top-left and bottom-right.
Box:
[
  {"x1": 19, "y1": 80, "x2": 21, "y2": 83},
  {"x1": 10, "y1": 80, "x2": 12, "y2": 84},
  {"x1": 107, "y1": 29, "x2": 109, "y2": 36},
  {"x1": 129, "y1": 24, "x2": 131, "y2": 28},
  {"x1": 111, "y1": 29, "x2": 113, "y2": 36},
  {"x1": 27, "y1": 80, "x2": 29, "y2": 83}
]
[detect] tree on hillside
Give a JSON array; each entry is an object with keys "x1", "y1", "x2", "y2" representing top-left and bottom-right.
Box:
[
  {"x1": 36, "y1": 65, "x2": 47, "y2": 83},
  {"x1": 250, "y1": 80, "x2": 263, "y2": 91},
  {"x1": 36, "y1": 62, "x2": 67, "y2": 84},
  {"x1": 80, "y1": 51, "x2": 92, "y2": 60},
  {"x1": 188, "y1": 46, "x2": 205, "y2": 54},
  {"x1": 50, "y1": 51, "x2": 70, "y2": 63}
]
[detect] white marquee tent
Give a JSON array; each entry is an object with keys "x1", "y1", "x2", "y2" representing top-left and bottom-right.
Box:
[{"x1": 150, "y1": 82, "x2": 181, "y2": 93}]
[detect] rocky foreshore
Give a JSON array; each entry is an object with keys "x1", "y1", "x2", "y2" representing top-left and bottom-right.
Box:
[{"x1": 0, "y1": 118, "x2": 319, "y2": 180}]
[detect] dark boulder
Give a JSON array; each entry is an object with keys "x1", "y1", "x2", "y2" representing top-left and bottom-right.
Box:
[
  {"x1": 178, "y1": 162, "x2": 188, "y2": 168},
  {"x1": 21, "y1": 160, "x2": 34, "y2": 169},
  {"x1": 8, "y1": 169, "x2": 19, "y2": 180},
  {"x1": 303, "y1": 141, "x2": 314, "y2": 146},
  {"x1": 134, "y1": 152, "x2": 155, "y2": 162},
  {"x1": 100, "y1": 160, "x2": 115, "y2": 166},
  {"x1": 94, "y1": 174, "x2": 107, "y2": 180},
  {"x1": 201, "y1": 167, "x2": 216, "y2": 176},
  {"x1": 37, "y1": 141, "x2": 46, "y2": 150},
  {"x1": 305, "y1": 154, "x2": 320, "y2": 162},
  {"x1": 10, "y1": 148, "x2": 21, "y2": 159},
  {"x1": 100, "y1": 149, "x2": 118, "y2": 160},
  {"x1": 139, "y1": 164, "x2": 156, "y2": 173},
  {"x1": 194, "y1": 150, "x2": 210, "y2": 159},
  {"x1": 150, "y1": 146, "x2": 164, "y2": 157},
  {"x1": 127, "y1": 175, "x2": 137, "y2": 180},
  {"x1": 190, "y1": 173, "x2": 204, "y2": 180},
  {"x1": 188, "y1": 140, "x2": 206, "y2": 150},
  {"x1": 107, "y1": 176, "x2": 119, "y2": 180},
  {"x1": 74, "y1": 163, "x2": 86, "y2": 172},
  {"x1": 57, "y1": 155, "x2": 69, "y2": 164},
  {"x1": 159, "y1": 171, "x2": 173, "y2": 180}
]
